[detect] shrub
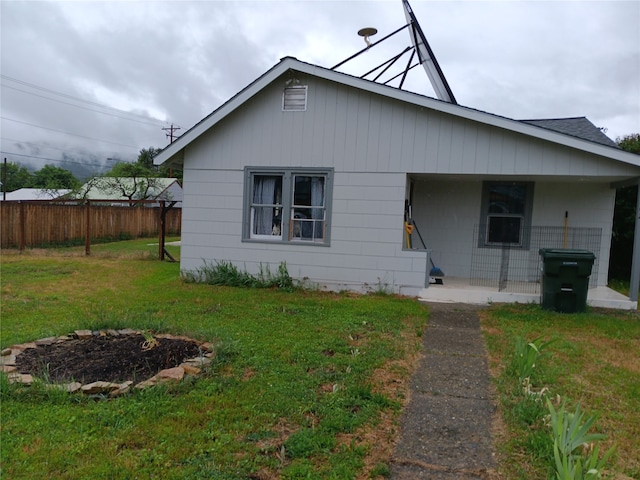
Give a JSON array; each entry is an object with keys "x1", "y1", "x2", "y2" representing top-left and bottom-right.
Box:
[{"x1": 184, "y1": 260, "x2": 295, "y2": 291}]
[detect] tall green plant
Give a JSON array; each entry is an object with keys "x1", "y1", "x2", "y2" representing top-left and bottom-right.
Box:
[
  {"x1": 184, "y1": 260, "x2": 295, "y2": 291},
  {"x1": 547, "y1": 399, "x2": 615, "y2": 480},
  {"x1": 509, "y1": 336, "x2": 553, "y2": 383}
]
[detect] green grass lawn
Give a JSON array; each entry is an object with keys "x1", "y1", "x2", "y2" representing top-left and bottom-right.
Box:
[
  {"x1": 2, "y1": 238, "x2": 639, "y2": 479},
  {"x1": 1, "y1": 239, "x2": 427, "y2": 479},
  {"x1": 481, "y1": 304, "x2": 640, "y2": 479},
  {"x1": 608, "y1": 278, "x2": 640, "y2": 298}
]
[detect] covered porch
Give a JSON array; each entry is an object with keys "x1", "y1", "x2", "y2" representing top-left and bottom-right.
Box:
[{"x1": 403, "y1": 173, "x2": 639, "y2": 311}]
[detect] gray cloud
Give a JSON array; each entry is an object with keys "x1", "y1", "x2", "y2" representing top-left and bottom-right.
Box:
[{"x1": 1, "y1": 0, "x2": 638, "y2": 177}]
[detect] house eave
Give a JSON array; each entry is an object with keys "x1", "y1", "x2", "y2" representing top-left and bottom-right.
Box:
[{"x1": 153, "y1": 57, "x2": 640, "y2": 169}]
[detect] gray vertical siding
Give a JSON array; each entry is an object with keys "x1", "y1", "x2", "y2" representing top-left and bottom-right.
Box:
[
  {"x1": 186, "y1": 74, "x2": 632, "y2": 177},
  {"x1": 179, "y1": 73, "x2": 633, "y2": 291}
]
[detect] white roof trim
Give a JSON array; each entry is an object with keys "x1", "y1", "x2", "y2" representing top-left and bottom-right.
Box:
[{"x1": 154, "y1": 57, "x2": 640, "y2": 169}]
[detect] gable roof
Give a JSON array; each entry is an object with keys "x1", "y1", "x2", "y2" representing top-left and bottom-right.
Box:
[{"x1": 154, "y1": 57, "x2": 640, "y2": 169}]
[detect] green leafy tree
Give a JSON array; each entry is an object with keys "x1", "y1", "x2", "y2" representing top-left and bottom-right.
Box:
[
  {"x1": 106, "y1": 161, "x2": 157, "y2": 179},
  {"x1": 159, "y1": 162, "x2": 182, "y2": 183},
  {"x1": 137, "y1": 147, "x2": 162, "y2": 170},
  {"x1": 78, "y1": 148, "x2": 180, "y2": 205},
  {"x1": 618, "y1": 133, "x2": 640, "y2": 154},
  {"x1": 137, "y1": 145, "x2": 182, "y2": 182},
  {"x1": 609, "y1": 134, "x2": 640, "y2": 280},
  {"x1": 91, "y1": 161, "x2": 163, "y2": 205},
  {"x1": 1, "y1": 161, "x2": 33, "y2": 192},
  {"x1": 31, "y1": 165, "x2": 80, "y2": 190}
]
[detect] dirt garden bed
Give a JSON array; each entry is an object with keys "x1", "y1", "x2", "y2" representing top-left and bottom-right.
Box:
[{"x1": 1, "y1": 330, "x2": 214, "y2": 395}]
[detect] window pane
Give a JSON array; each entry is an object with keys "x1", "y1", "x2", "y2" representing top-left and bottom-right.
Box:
[
  {"x1": 290, "y1": 176, "x2": 325, "y2": 241},
  {"x1": 293, "y1": 176, "x2": 324, "y2": 207},
  {"x1": 252, "y1": 175, "x2": 282, "y2": 236},
  {"x1": 488, "y1": 184, "x2": 525, "y2": 215},
  {"x1": 487, "y1": 216, "x2": 522, "y2": 244},
  {"x1": 291, "y1": 208, "x2": 325, "y2": 241}
]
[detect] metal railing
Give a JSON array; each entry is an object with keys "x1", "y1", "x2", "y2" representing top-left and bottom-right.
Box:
[{"x1": 470, "y1": 225, "x2": 602, "y2": 293}]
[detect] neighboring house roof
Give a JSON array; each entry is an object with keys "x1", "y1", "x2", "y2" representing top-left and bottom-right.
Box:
[
  {"x1": 1, "y1": 188, "x2": 71, "y2": 201},
  {"x1": 76, "y1": 177, "x2": 182, "y2": 202},
  {"x1": 520, "y1": 117, "x2": 619, "y2": 148},
  {"x1": 154, "y1": 56, "x2": 640, "y2": 169}
]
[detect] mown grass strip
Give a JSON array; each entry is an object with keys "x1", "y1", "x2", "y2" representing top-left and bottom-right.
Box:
[
  {"x1": 1, "y1": 241, "x2": 427, "y2": 479},
  {"x1": 481, "y1": 303, "x2": 640, "y2": 479}
]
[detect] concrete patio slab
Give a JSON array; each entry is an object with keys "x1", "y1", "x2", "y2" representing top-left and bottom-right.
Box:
[{"x1": 419, "y1": 277, "x2": 636, "y2": 310}]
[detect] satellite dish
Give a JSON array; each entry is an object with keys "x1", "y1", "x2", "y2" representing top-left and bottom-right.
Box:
[
  {"x1": 357, "y1": 27, "x2": 378, "y2": 47},
  {"x1": 402, "y1": 0, "x2": 456, "y2": 104}
]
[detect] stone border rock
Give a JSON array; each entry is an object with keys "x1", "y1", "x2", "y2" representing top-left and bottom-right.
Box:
[{"x1": 0, "y1": 329, "x2": 215, "y2": 397}]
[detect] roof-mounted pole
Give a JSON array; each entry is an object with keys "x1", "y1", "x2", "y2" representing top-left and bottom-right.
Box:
[
  {"x1": 402, "y1": 0, "x2": 457, "y2": 104},
  {"x1": 331, "y1": 23, "x2": 410, "y2": 71}
]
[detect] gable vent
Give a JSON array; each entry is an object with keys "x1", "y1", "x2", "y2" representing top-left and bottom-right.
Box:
[{"x1": 282, "y1": 85, "x2": 307, "y2": 111}]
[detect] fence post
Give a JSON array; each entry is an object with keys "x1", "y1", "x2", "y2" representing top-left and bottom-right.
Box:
[
  {"x1": 85, "y1": 200, "x2": 91, "y2": 256},
  {"x1": 19, "y1": 201, "x2": 26, "y2": 251},
  {"x1": 158, "y1": 201, "x2": 164, "y2": 260}
]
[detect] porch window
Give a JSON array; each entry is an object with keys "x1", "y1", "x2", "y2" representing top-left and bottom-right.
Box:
[
  {"x1": 244, "y1": 168, "x2": 332, "y2": 245},
  {"x1": 479, "y1": 181, "x2": 534, "y2": 248}
]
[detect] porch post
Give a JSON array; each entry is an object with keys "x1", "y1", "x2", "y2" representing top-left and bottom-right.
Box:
[{"x1": 630, "y1": 182, "x2": 640, "y2": 302}]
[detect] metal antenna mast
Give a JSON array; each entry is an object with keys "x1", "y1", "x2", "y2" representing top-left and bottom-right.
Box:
[{"x1": 331, "y1": 0, "x2": 456, "y2": 104}]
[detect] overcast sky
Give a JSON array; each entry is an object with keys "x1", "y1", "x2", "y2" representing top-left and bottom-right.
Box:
[{"x1": 1, "y1": 0, "x2": 639, "y2": 178}]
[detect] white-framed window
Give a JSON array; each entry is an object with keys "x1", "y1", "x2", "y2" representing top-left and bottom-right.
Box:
[
  {"x1": 249, "y1": 174, "x2": 284, "y2": 239},
  {"x1": 479, "y1": 181, "x2": 534, "y2": 248},
  {"x1": 244, "y1": 167, "x2": 332, "y2": 245}
]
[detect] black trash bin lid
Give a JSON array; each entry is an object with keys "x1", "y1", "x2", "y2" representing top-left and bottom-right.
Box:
[{"x1": 539, "y1": 248, "x2": 595, "y2": 260}]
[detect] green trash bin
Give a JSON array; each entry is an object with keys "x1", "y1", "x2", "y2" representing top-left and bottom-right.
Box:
[{"x1": 539, "y1": 249, "x2": 595, "y2": 313}]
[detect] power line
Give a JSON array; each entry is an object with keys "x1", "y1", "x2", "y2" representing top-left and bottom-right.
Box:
[
  {"x1": 1, "y1": 137, "x2": 131, "y2": 165},
  {"x1": 1, "y1": 137, "x2": 77, "y2": 153},
  {"x1": 1, "y1": 74, "x2": 168, "y2": 125},
  {"x1": 1, "y1": 116, "x2": 140, "y2": 149},
  {"x1": 2, "y1": 84, "x2": 166, "y2": 127},
  {"x1": 0, "y1": 151, "x2": 114, "y2": 169}
]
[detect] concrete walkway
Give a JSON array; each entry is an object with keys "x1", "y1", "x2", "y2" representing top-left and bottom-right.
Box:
[{"x1": 390, "y1": 303, "x2": 498, "y2": 479}]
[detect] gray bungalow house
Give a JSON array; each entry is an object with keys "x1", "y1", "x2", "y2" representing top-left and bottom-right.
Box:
[{"x1": 154, "y1": 57, "x2": 640, "y2": 309}]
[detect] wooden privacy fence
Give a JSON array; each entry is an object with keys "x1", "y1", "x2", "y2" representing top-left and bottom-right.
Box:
[{"x1": 0, "y1": 200, "x2": 181, "y2": 252}]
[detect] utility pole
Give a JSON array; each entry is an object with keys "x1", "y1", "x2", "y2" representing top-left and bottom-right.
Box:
[
  {"x1": 162, "y1": 124, "x2": 181, "y2": 143},
  {"x1": 3, "y1": 158, "x2": 7, "y2": 201}
]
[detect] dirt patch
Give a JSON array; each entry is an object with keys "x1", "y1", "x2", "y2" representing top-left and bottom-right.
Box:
[
  {"x1": 584, "y1": 336, "x2": 640, "y2": 373},
  {"x1": 14, "y1": 334, "x2": 203, "y2": 385}
]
